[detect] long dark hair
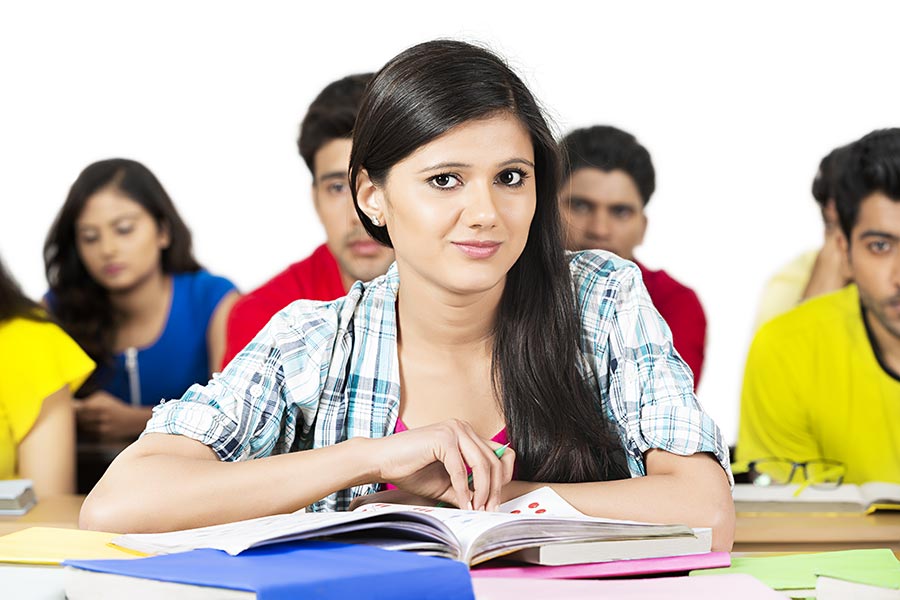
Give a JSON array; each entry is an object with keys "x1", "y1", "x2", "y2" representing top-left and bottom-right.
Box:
[
  {"x1": 350, "y1": 40, "x2": 628, "y2": 483},
  {"x1": 0, "y1": 258, "x2": 45, "y2": 323},
  {"x1": 44, "y1": 159, "x2": 202, "y2": 384}
]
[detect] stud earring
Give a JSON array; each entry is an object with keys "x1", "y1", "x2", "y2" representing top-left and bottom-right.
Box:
[{"x1": 371, "y1": 215, "x2": 381, "y2": 226}]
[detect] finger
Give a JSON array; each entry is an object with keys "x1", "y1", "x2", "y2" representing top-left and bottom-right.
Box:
[
  {"x1": 455, "y1": 423, "x2": 497, "y2": 511},
  {"x1": 488, "y1": 441, "x2": 516, "y2": 483},
  {"x1": 488, "y1": 441, "x2": 516, "y2": 510},
  {"x1": 437, "y1": 427, "x2": 473, "y2": 510},
  {"x1": 499, "y1": 446, "x2": 516, "y2": 485}
]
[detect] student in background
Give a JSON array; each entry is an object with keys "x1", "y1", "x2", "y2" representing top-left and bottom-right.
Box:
[
  {"x1": 0, "y1": 257, "x2": 94, "y2": 497},
  {"x1": 558, "y1": 126, "x2": 707, "y2": 388},
  {"x1": 44, "y1": 159, "x2": 238, "y2": 443},
  {"x1": 82, "y1": 40, "x2": 734, "y2": 551},
  {"x1": 752, "y1": 145, "x2": 853, "y2": 329},
  {"x1": 739, "y1": 128, "x2": 900, "y2": 484},
  {"x1": 221, "y1": 74, "x2": 394, "y2": 366}
]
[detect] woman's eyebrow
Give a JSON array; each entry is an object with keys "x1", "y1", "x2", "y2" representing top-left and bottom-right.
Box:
[
  {"x1": 418, "y1": 161, "x2": 470, "y2": 173},
  {"x1": 859, "y1": 230, "x2": 899, "y2": 241},
  {"x1": 498, "y1": 158, "x2": 535, "y2": 168},
  {"x1": 417, "y1": 158, "x2": 535, "y2": 173}
]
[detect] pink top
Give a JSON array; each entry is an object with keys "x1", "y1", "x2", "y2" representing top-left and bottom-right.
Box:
[{"x1": 384, "y1": 419, "x2": 510, "y2": 491}]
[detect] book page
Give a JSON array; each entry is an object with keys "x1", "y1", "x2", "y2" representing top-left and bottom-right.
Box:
[
  {"x1": 114, "y1": 511, "x2": 394, "y2": 555},
  {"x1": 358, "y1": 489, "x2": 690, "y2": 565},
  {"x1": 498, "y1": 487, "x2": 586, "y2": 518},
  {"x1": 732, "y1": 483, "x2": 866, "y2": 504},
  {"x1": 860, "y1": 482, "x2": 900, "y2": 506}
]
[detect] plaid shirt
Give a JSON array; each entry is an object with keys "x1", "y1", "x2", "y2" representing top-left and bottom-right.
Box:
[{"x1": 145, "y1": 250, "x2": 732, "y2": 512}]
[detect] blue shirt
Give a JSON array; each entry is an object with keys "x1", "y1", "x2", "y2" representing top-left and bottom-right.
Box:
[
  {"x1": 145, "y1": 251, "x2": 732, "y2": 511},
  {"x1": 99, "y1": 271, "x2": 235, "y2": 407}
]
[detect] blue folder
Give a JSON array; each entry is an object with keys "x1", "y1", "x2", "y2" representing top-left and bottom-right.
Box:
[{"x1": 64, "y1": 540, "x2": 474, "y2": 600}]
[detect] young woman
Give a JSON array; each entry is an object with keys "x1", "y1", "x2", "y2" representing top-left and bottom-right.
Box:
[
  {"x1": 0, "y1": 258, "x2": 94, "y2": 497},
  {"x1": 81, "y1": 41, "x2": 734, "y2": 549},
  {"x1": 44, "y1": 159, "x2": 239, "y2": 443}
]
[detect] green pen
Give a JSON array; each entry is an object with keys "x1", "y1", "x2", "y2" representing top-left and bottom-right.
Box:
[{"x1": 436, "y1": 443, "x2": 511, "y2": 508}]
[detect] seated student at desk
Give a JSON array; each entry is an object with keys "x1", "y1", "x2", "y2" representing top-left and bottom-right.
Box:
[
  {"x1": 221, "y1": 74, "x2": 395, "y2": 366},
  {"x1": 739, "y1": 128, "x2": 900, "y2": 484},
  {"x1": 43, "y1": 159, "x2": 239, "y2": 443},
  {"x1": 81, "y1": 40, "x2": 735, "y2": 551},
  {"x1": 0, "y1": 257, "x2": 94, "y2": 497},
  {"x1": 753, "y1": 144, "x2": 853, "y2": 330},
  {"x1": 558, "y1": 126, "x2": 707, "y2": 388}
]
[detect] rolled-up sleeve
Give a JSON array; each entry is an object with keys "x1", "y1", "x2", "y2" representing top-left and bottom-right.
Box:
[
  {"x1": 574, "y1": 251, "x2": 733, "y2": 486},
  {"x1": 143, "y1": 302, "x2": 337, "y2": 461}
]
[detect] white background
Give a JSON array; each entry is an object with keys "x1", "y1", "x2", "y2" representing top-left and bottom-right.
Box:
[{"x1": 1, "y1": 1, "x2": 898, "y2": 444}]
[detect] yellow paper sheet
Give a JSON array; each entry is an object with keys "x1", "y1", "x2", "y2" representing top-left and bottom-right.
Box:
[{"x1": 0, "y1": 527, "x2": 147, "y2": 565}]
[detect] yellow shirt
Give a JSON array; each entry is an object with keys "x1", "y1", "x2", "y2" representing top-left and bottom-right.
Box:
[
  {"x1": 0, "y1": 317, "x2": 95, "y2": 480},
  {"x1": 738, "y1": 285, "x2": 900, "y2": 484},
  {"x1": 752, "y1": 249, "x2": 818, "y2": 331}
]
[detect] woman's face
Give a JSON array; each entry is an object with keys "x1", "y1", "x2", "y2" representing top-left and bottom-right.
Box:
[
  {"x1": 75, "y1": 187, "x2": 169, "y2": 292},
  {"x1": 365, "y1": 112, "x2": 536, "y2": 296}
]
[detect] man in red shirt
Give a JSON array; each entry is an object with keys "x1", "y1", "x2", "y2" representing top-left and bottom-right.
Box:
[
  {"x1": 558, "y1": 126, "x2": 707, "y2": 389},
  {"x1": 222, "y1": 75, "x2": 394, "y2": 366}
]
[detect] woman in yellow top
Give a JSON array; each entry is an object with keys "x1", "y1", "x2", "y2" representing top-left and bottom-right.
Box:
[{"x1": 0, "y1": 258, "x2": 94, "y2": 497}]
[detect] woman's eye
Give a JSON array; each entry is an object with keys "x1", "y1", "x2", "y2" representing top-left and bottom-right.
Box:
[
  {"x1": 116, "y1": 225, "x2": 134, "y2": 235},
  {"x1": 328, "y1": 182, "x2": 347, "y2": 195},
  {"x1": 497, "y1": 170, "x2": 524, "y2": 186},
  {"x1": 429, "y1": 174, "x2": 461, "y2": 189},
  {"x1": 869, "y1": 240, "x2": 892, "y2": 254}
]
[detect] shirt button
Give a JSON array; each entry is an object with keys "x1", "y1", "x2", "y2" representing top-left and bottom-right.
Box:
[{"x1": 249, "y1": 384, "x2": 263, "y2": 398}]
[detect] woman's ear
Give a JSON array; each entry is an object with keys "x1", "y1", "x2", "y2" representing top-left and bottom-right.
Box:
[
  {"x1": 158, "y1": 221, "x2": 172, "y2": 250},
  {"x1": 355, "y1": 169, "x2": 385, "y2": 225}
]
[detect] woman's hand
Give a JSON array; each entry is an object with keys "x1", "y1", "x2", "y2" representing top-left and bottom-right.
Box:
[
  {"x1": 75, "y1": 391, "x2": 153, "y2": 441},
  {"x1": 369, "y1": 419, "x2": 515, "y2": 511}
]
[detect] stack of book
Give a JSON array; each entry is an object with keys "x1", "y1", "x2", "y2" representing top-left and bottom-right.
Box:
[{"x1": 61, "y1": 487, "x2": 722, "y2": 598}]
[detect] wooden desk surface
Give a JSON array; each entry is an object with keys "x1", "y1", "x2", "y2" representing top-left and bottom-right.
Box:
[
  {"x1": 0, "y1": 494, "x2": 83, "y2": 535},
  {"x1": 733, "y1": 511, "x2": 900, "y2": 553},
  {"x1": 2, "y1": 498, "x2": 899, "y2": 554}
]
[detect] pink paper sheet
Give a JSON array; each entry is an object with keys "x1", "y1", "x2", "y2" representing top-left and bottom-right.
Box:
[
  {"x1": 471, "y1": 551, "x2": 731, "y2": 579},
  {"x1": 472, "y1": 573, "x2": 781, "y2": 599}
]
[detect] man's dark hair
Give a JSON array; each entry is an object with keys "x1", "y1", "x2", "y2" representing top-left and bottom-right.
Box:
[
  {"x1": 560, "y1": 125, "x2": 655, "y2": 205},
  {"x1": 834, "y1": 128, "x2": 900, "y2": 241},
  {"x1": 811, "y1": 144, "x2": 851, "y2": 209},
  {"x1": 297, "y1": 73, "x2": 373, "y2": 177}
]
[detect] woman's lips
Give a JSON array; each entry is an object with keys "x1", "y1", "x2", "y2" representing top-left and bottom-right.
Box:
[
  {"x1": 102, "y1": 263, "x2": 126, "y2": 277},
  {"x1": 452, "y1": 240, "x2": 501, "y2": 259},
  {"x1": 348, "y1": 240, "x2": 383, "y2": 257}
]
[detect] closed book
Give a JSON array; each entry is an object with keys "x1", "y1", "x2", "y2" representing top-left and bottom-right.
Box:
[
  {"x1": 506, "y1": 527, "x2": 712, "y2": 565},
  {"x1": 64, "y1": 540, "x2": 474, "y2": 600},
  {"x1": 815, "y1": 551, "x2": 900, "y2": 599},
  {"x1": 816, "y1": 576, "x2": 900, "y2": 599},
  {"x1": 0, "y1": 479, "x2": 36, "y2": 515}
]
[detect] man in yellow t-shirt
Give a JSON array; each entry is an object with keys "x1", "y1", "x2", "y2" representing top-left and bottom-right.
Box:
[
  {"x1": 739, "y1": 128, "x2": 900, "y2": 484},
  {"x1": 752, "y1": 145, "x2": 852, "y2": 330}
]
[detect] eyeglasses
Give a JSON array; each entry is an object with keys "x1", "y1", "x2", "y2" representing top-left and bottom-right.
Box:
[{"x1": 732, "y1": 457, "x2": 846, "y2": 496}]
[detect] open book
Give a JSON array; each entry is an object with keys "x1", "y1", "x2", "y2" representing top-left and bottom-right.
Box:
[
  {"x1": 112, "y1": 487, "x2": 710, "y2": 566},
  {"x1": 733, "y1": 482, "x2": 900, "y2": 514}
]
